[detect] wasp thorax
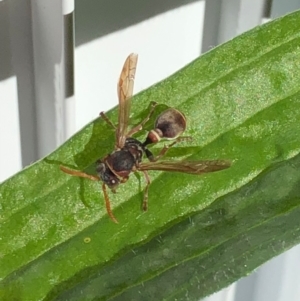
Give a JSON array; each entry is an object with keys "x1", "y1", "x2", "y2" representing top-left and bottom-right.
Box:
[{"x1": 107, "y1": 151, "x2": 135, "y2": 173}]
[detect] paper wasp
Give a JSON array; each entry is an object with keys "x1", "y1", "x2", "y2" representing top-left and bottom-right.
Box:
[{"x1": 60, "y1": 53, "x2": 231, "y2": 223}]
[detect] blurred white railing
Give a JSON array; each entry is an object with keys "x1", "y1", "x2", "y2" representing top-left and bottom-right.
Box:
[{"x1": 1, "y1": 0, "x2": 300, "y2": 300}]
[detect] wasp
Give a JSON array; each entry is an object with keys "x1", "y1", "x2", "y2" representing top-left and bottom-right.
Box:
[{"x1": 60, "y1": 54, "x2": 231, "y2": 223}]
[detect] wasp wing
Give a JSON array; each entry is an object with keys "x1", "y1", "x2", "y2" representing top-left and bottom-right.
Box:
[
  {"x1": 116, "y1": 53, "x2": 138, "y2": 148},
  {"x1": 138, "y1": 160, "x2": 231, "y2": 174}
]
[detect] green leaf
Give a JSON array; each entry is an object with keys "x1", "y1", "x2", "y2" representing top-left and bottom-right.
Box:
[{"x1": 1, "y1": 10, "x2": 300, "y2": 301}]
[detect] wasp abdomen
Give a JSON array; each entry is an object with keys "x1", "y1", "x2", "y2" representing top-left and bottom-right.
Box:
[
  {"x1": 143, "y1": 108, "x2": 187, "y2": 146},
  {"x1": 155, "y1": 108, "x2": 186, "y2": 139}
]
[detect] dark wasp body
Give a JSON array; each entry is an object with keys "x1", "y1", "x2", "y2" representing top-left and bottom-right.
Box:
[
  {"x1": 97, "y1": 107, "x2": 187, "y2": 188},
  {"x1": 60, "y1": 54, "x2": 231, "y2": 223}
]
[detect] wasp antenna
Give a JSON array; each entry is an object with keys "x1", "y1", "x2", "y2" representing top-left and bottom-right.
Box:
[
  {"x1": 102, "y1": 183, "x2": 119, "y2": 224},
  {"x1": 60, "y1": 165, "x2": 100, "y2": 181}
]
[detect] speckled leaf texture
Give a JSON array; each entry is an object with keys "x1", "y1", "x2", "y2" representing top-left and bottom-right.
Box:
[{"x1": 1, "y1": 10, "x2": 300, "y2": 301}]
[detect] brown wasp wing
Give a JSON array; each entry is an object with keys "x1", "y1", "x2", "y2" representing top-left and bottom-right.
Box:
[
  {"x1": 138, "y1": 160, "x2": 231, "y2": 174},
  {"x1": 116, "y1": 53, "x2": 138, "y2": 148}
]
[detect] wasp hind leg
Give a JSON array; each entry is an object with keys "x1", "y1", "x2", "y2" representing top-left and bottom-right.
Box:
[{"x1": 147, "y1": 136, "x2": 193, "y2": 162}]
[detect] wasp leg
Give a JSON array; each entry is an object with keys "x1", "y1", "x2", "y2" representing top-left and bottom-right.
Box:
[
  {"x1": 147, "y1": 141, "x2": 177, "y2": 162},
  {"x1": 148, "y1": 136, "x2": 193, "y2": 162},
  {"x1": 60, "y1": 165, "x2": 100, "y2": 181},
  {"x1": 100, "y1": 111, "x2": 117, "y2": 130},
  {"x1": 102, "y1": 183, "x2": 118, "y2": 223},
  {"x1": 126, "y1": 102, "x2": 158, "y2": 137},
  {"x1": 141, "y1": 170, "x2": 151, "y2": 211}
]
